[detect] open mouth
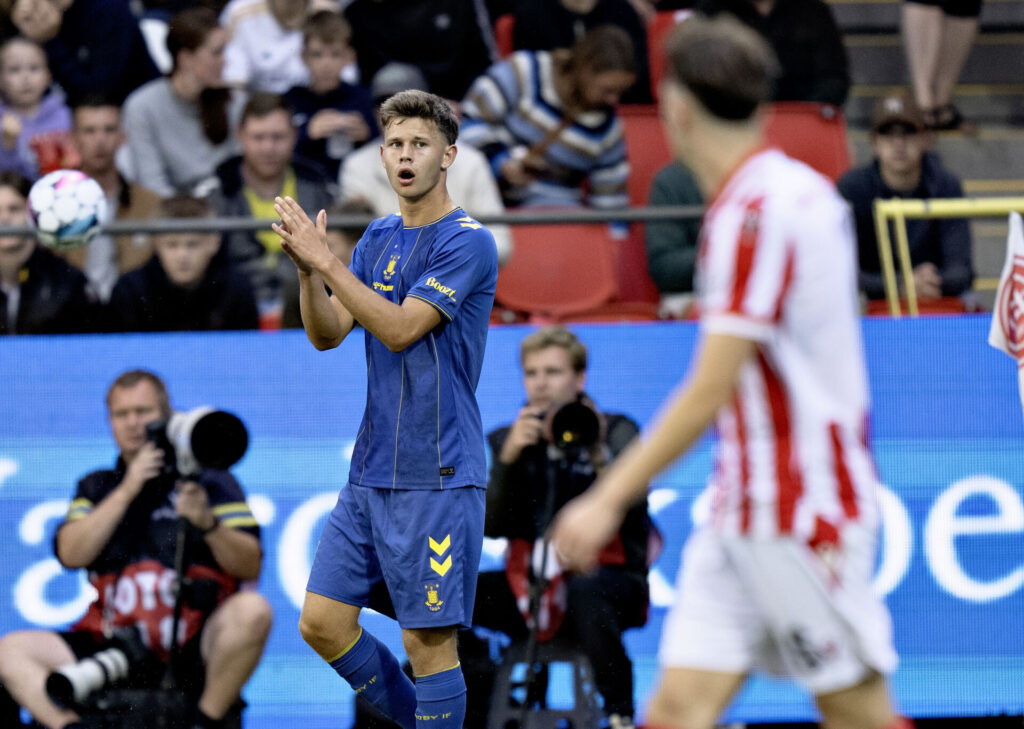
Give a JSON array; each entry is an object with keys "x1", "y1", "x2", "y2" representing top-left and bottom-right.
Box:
[{"x1": 397, "y1": 168, "x2": 415, "y2": 183}]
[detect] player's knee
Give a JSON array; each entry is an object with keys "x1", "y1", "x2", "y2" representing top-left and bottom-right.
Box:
[
  {"x1": 298, "y1": 610, "x2": 350, "y2": 657},
  {"x1": 0, "y1": 632, "x2": 31, "y2": 677}
]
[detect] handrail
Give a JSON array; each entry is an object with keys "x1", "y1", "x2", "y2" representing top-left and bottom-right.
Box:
[
  {"x1": 872, "y1": 196, "x2": 1024, "y2": 317},
  {"x1": 0, "y1": 205, "x2": 706, "y2": 237}
]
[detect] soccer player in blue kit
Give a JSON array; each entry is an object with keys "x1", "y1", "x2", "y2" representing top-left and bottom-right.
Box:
[{"x1": 272, "y1": 90, "x2": 498, "y2": 729}]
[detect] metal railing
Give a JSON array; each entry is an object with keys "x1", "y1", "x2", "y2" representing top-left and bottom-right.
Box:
[{"x1": 873, "y1": 196, "x2": 1024, "y2": 317}]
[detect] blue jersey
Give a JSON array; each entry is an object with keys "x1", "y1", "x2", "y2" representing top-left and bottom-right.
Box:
[{"x1": 347, "y1": 208, "x2": 498, "y2": 490}]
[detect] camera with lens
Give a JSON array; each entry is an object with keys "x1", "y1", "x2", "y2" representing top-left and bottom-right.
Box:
[
  {"x1": 542, "y1": 395, "x2": 603, "y2": 453},
  {"x1": 45, "y1": 627, "x2": 151, "y2": 709},
  {"x1": 145, "y1": 407, "x2": 249, "y2": 487}
]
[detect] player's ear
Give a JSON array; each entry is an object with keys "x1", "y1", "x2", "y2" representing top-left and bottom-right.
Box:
[{"x1": 441, "y1": 143, "x2": 457, "y2": 171}]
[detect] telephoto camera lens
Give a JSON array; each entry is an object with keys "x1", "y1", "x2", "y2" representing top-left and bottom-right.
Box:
[{"x1": 46, "y1": 645, "x2": 131, "y2": 708}]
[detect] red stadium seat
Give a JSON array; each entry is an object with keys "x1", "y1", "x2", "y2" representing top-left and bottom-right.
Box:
[
  {"x1": 647, "y1": 9, "x2": 691, "y2": 101},
  {"x1": 494, "y1": 14, "x2": 515, "y2": 58},
  {"x1": 496, "y1": 220, "x2": 619, "y2": 320},
  {"x1": 763, "y1": 102, "x2": 852, "y2": 182},
  {"x1": 619, "y1": 104, "x2": 672, "y2": 208}
]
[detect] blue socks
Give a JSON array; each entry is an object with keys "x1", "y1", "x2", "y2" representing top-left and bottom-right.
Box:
[
  {"x1": 414, "y1": 664, "x2": 466, "y2": 729},
  {"x1": 329, "y1": 629, "x2": 417, "y2": 729}
]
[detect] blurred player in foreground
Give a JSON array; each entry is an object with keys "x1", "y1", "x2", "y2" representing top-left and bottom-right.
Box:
[
  {"x1": 272, "y1": 89, "x2": 498, "y2": 729},
  {"x1": 552, "y1": 15, "x2": 914, "y2": 729}
]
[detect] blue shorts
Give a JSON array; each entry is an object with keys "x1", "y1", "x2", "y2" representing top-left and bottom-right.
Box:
[{"x1": 307, "y1": 482, "x2": 485, "y2": 629}]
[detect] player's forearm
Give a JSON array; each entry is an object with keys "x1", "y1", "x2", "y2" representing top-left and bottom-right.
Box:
[
  {"x1": 203, "y1": 527, "x2": 262, "y2": 581},
  {"x1": 56, "y1": 486, "x2": 136, "y2": 567},
  {"x1": 316, "y1": 257, "x2": 425, "y2": 352},
  {"x1": 298, "y1": 271, "x2": 353, "y2": 350}
]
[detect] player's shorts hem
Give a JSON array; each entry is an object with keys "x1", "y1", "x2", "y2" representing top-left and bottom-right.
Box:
[{"x1": 302, "y1": 586, "x2": 369, "y2": 610}]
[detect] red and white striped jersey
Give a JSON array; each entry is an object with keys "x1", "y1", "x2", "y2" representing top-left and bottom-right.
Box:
[{"x1": 697, "y1": 148, "x2": 879, "y2": 540}]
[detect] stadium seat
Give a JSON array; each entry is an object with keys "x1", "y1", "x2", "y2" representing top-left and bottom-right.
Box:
[
  {"x1": 494, "y1": 14, "x2": 515, "y2": 58},
  {"x1": 763, "y1": 102, "x2": 852, "y2": 181},
  {"x1": 619, "y1": 105, "x2": 672, "y2": 208},
  {"x1": 495, "y1": 221, "x2": 625, "y2": 321},
  {"x1": 647, "y1": 9, "x2": 691, "y2": 101}
]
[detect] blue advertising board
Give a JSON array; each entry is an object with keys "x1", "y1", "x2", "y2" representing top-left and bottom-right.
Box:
[{"x1": 0, "y1": 316, "x2": 1022, "y2": 726}]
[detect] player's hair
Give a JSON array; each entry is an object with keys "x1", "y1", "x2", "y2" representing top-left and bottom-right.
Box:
[
  {"x1": 166, "y1": 7, "x2": 230, "y2": 145},
  {"x1": 520, "y1": 325, "x2": 588, "y2": 373},
  {"x1": 106, "y1": 370, "x2": 172, "y2": 418},
  {"x1": 378, "y1": 90, "x2": 459, "y2": 147},
  {"x1": 302, "y1": 10, "x2": 352, "y2": 48},
  {"x1": 0, "y1": 170, "x2": 30, "y2": 199},
  {"x1": 663, "y1": 15, "x2": 779, "y2": 122},
  {"x1": 557, "y1": 25, "x2": 636, "y2": 77},
  {"x1": 70, "y1": 92, "x2": 121, "y2": 115},
  {"x1": 240, "y1": 92, "x2": 293, "y2": 127},
  {"x1": 159, "y1": 195, "x2": 213, "y2": 219}
]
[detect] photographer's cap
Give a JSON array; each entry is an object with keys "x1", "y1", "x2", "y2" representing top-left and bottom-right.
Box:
[{"x1": 371, "y1": 63, "x2": 429, "y2": 107}]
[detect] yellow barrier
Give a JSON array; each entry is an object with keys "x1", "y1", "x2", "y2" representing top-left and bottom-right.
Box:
[{"x1": 872, "y1": 197, "x2": 1024, "y2": 317}]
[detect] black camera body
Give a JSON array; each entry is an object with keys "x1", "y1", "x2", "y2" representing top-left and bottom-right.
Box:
[{"x1": 542, "y1": 396, "x2": 603, "y2": 452}]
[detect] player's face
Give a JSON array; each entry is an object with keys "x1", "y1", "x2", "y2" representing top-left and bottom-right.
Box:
[
  {"x1": 239, "y1": 110, "x2": 297, "y2": 180},
  {"x1": 108, "y1": 380, "x2": 165, "y2": 458},
  {"x1": 153, "y1": 232, "x2": 220, "y2": 288},
  {"x1": 302, "y1": 38, "x2": 352, "y2": 93},
  {"x1": 380, "y1": 117, "x2": 455, "y2": 201},
  {"x1": 0, "y1": 184, "x2": 33, "y2": 257},
  {"x1": 0, "y1": 40, "x2": 51, "y2": 110},
  {"x1": 873, "y1": 123, "x2": 926, "y2": 182},
  {"x1": 577, "y1": 69, "x2": 635, "y2": 111},
  {"x1": 71, "y1": 106, "x2": 124, "y2": 174},
  {"x1": 522, "y1": 346, "x2": 586, "y2": 412}
]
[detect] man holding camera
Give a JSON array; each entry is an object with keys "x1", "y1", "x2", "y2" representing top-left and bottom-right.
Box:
[
  {"x1": 0, "y1": 370, "x2": 271, "y2": 729},
  {"x1": 476, "y1": 326, "x2": 653, "y2": 729}
]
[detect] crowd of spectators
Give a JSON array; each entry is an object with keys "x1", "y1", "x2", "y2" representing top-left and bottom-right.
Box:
[{"x1": 0, "y1": 0, "x2": 982, "y2": 335}]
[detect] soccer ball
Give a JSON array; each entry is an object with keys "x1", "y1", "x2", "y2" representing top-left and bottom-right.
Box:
[{"x1": 27, "y1": 169, "x2": 107, "y2": 251}]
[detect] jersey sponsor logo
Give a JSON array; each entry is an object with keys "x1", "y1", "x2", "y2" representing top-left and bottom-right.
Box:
[
  {"x1": 786, "y1": 628, "x2": 838, "y2": 671},
  {"x1": 373, "y1": 282, "x2": 394, "y2": 292},
  {"x1": 456, "y1": 216, "x2": 482, "y2": 230},
  {"x1": 424, "y1": 276, "x2": 456, "y2": 301},
  {"x1": 429, "y1": 534, "x2": 452, "y2": 576},
  {"x1": 424, "y1": 583, "x2": 444, "y2": 611},
  {"x1": 383, "y1": 254, "x2": 400, "y2": 281}
]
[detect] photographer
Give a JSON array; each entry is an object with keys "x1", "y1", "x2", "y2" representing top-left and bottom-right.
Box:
[
  {"x1": 0, "y1": 370, "x2": 271, "y2": 729},
  {"x1": 475, "y1": 326, "x2": 654, "y2": 729}
]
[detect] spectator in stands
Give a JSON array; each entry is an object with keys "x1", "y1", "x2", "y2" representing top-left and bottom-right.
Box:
[
  {"x1": 10, "y1": 0, "x2": 159, "y2": 104},
  {"x1": 123, "y1": 7, "x2": 242, "y2": 198},
  {"x1": 0, "y1": 36, "x2": 71, "y2": 180},
  {"x1": 902, "y1": 0, "x2": 979, "y2": 131},
  {"x1": 344, "y1": 0, "x2": 497, "y2": 103},
  {"x1": 838, "y1": 90, "x2": 973, "y2": 302},
  {"x1": 476, "y1": 325, "x2": 653, "y2": 729},
  {"x1": 0, "y1": 170, "x2": 99, "y2": 333},
  {"x1": 498, "y1": 0, "x2": 653, "y2": 104},
  {"x1": 644, "y1": 160, "x2": 703, "y2": 318},
  {"x1": 281, "y1": 198, "x2": 373, "y2": 328},
  {"x1": 57, "y1": 95, "x2": 161, "y2": 301},
  {"x1": 213, "y1": 92, "x2": 333, "y2": 327},
  {"x1": 695, "y1": 0, "x2": 850, "y2": 107},
  {"x1": 107, "y1": 195, "x2": 260, "y2": 332},
  {"x1": 340, "y1": 63, "x2": 512, "y2": 264},
  {"x1": 461, "y1": 26, "x2": 634, "y2": 212},
  {"x1": 0, "y1": 369, "x2": 270, "y2": 729},
  {"x1": 284, "y1": 10, "x2": 376, "y2": 179},
  {"x1": 220, "y1": 0, "x2": 341, "y2": 94}
]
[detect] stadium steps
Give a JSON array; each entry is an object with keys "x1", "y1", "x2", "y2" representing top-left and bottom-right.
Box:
[{"x1": 833, "y1": 0, "x2": 1024, "y2": 309}]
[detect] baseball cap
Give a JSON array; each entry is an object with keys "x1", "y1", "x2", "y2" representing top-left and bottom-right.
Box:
[
  {"x1": 871, "y1": 90, "x2": 925, "y2": 133},
  {"x1": 371, "y1": 63, "x2": 429, "y2": 107}
]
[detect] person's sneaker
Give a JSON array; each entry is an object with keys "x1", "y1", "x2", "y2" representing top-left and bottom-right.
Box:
[{"x1": 609, "y1": 714, "x2": 636, "y2": 729}]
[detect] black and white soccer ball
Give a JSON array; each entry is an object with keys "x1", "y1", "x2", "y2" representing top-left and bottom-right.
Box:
[{"x1": 27, "y1": 169, "x2": 107, "y2": 251}]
